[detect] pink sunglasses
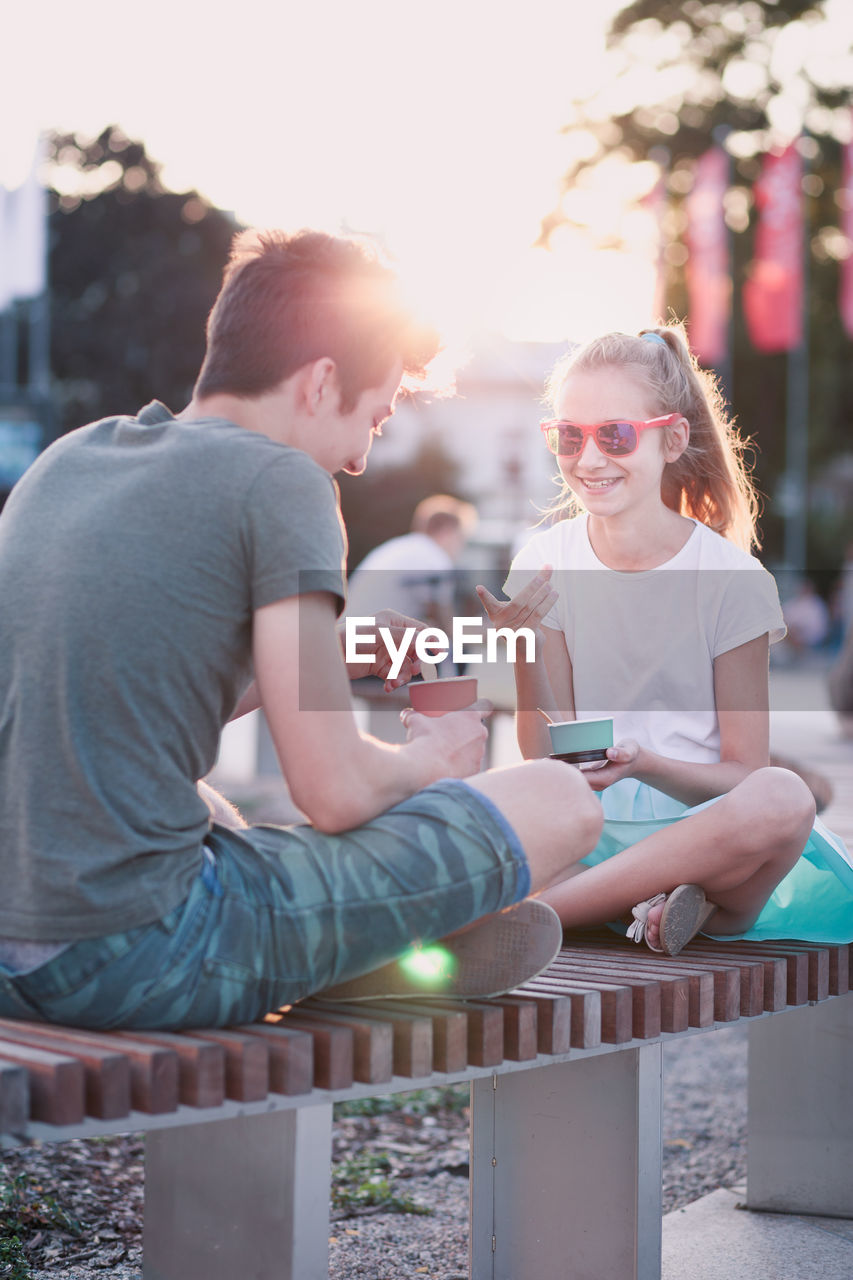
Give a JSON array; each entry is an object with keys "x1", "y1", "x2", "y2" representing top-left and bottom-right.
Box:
[{"x1": 540, "y1": 413, "x2": 681, "y2": 458}]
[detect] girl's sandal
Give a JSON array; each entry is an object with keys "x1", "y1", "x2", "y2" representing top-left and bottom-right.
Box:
[{"x1": 626, "y1": 884, "x2": 716, "y2": 957}]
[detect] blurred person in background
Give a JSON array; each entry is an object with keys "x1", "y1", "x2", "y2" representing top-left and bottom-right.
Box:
[
  {"x1": 346, "y1": 494, "x2": 477, "y2": 675},
  {"x1": 782, "y1": 577, "x2": 831, "y2": 657}
]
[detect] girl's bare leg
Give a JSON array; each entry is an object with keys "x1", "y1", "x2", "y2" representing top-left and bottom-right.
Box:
[
  {"x1": 542, "y1": 767, "x2": 815, "y2": 941},
  {"x1": 465, "y1": 759, "x2": 604, "y2": 894}
]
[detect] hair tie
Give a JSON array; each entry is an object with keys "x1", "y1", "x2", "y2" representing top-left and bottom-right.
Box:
[{"x1": 641, "y1": 332, "x2": 668, "y2": 347}]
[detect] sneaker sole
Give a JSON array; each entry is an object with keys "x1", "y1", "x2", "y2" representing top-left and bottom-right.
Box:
[
  {"x1": 659, "y1": 884, "x2": 715, "y2": 956},
  {"x1": 312, "y1": 898, "x2": 563, "y2": 1002}
]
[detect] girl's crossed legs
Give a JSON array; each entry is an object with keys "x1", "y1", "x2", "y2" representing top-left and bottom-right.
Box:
[{"x1": 542, "y1": 766, "x2": 816, "y2": 948}]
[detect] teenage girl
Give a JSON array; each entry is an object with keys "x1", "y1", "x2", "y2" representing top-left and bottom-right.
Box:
[{"x1": 477, "y1": 327, "x2": 853, "y2": 955}]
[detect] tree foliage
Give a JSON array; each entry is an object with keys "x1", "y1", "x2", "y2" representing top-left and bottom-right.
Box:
[
  {"x1": 47, "y1": 125, "x2": 237, "y2": 434},
  {"x1": 545, "y1": 0, "x2": 853, "y2": 568},
  {"x1": 45, "y1": 131, "x2": 462, "y2": 566},
  {"x1": 547, "y1": 0, "x2": 847, "y2": 205}
]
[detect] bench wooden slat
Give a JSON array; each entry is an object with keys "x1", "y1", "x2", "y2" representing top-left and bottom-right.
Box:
[
  {"x1": 767, "y1": 941, "x2": 844, "y2": 998},
  {"x1": 690, "y1": 941, "x2": 810, "y2": 1006},
  {"x1": 184, "y1": 1029, "x2": 269, "y2": 1102},
  {"x1": 490, "y1": 997, "x2": 539, "y2": 1062},
  {"x1": 771, "y1": 944, "x2": 828, "y2": 1003},
  {"x1": 826, "y1": 944, "x2": 850, "y2": 996},
  {"x1": 630, "y1": 952, "x2": 742, "y2": 1022},
  {"x1": 0, "y1": 1062, "x2": 29, "y2": 1136},
  {"x1": 267, "y1": 1015, "x2": 353, "y2": 1091},
  {"x1": 113, "y1": 1032, "x2": 225, "y2": 1108},
  {"x1": 0, "y1": 1019, "x2": 130, "y2": 1119},
  {"x1": 375, "y1": 1001, "x2": 469, "y2": 1074},
  {"x1": 683, "y1": 944, "x2": 788, "y2": 1012},
  {"x1": 768, "y1": 942, "x2": 835, "y2": 998},
  {"x1": 0, "y1": 1042, "x2": 84, "y2": 1126},
  {"x1": 509, "y1": 988, "x2": 599, "y2": 1052},
  {"x1": 0, "y1": 1021, "x2": 179, "y2": 1115},
  {"x1": 576, "y1": 937, "x2": 745, "y2": 1022},
  {"x1": 550, "y1": 957, "x2": 663, "y2": 1039},
  {"x1": 522, "y1": 975, "x2": 633, "y2": 1044},
  {"x1": 422, "y1": 1000, "x2": 504, "y2": 1068},
  {"x1": 675, "y1": 950, "x2": 765, "y2": 1017},
  {"x1": 556, "y1": 949, "x2": 688, "y2": 1034},
  {"x1": 558, "y1": 945, "x2": 715, "y2": 1029},
  {"x1": 233, "y1": 1024, "x2": 314, "y2": 1096},
  {"x1": 826, "y1": 945, "x2": 850, "y2": 996},
  {"x1": 303, "y1": 1003, "x2": 433, "y2": 1079},
  {"x1": 280, "y1": 1007, "x2": 393, "y2": 1085}
]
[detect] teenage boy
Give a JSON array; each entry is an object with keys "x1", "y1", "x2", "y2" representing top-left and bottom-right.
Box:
[{"x1": 0, "y1": 229, "x2": 602, "y2": 1029}]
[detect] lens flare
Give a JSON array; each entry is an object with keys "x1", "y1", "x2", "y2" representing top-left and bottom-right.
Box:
[{"x1": 398, "y1": 944, "x2": 458, "y2": 986}]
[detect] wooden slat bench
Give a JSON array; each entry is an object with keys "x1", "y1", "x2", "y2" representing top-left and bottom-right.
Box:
[{"x1": 0, "y1": 935, "x2": 850, "y2": 1280}]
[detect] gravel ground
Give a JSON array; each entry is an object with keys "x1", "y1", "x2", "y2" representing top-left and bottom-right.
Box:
[{"x1": 0, "y1": 1022, "x2": 748, "y2": 1279}]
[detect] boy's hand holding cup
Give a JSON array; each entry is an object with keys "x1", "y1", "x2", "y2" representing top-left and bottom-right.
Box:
[
  {"x1": 408, "y1": 675, "x2": 479, "y2": 717},
  {"x1": 402, "y1": 675, "x2": 489, "y2": 778}
]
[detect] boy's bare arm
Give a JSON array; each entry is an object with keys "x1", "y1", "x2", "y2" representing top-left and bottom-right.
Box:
[
  {"x1": 229, "y1": 607, "x2": 427, "y2": 721},
  {"x1": 252, "y1": 593, "x2": 488, "y2": 833}
]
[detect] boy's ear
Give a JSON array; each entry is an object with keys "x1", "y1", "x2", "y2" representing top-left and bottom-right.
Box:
[
  {"x1": 663, "y1": 416, "x2": 690, "y2": 462},
  {"x1": 302, "y1": 358, "x2": 339, "y2": 414}
]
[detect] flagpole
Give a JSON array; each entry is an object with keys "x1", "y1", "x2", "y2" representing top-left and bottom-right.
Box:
[{"x1": 783, "y1": 139, "x2": 809, "y2": 575}]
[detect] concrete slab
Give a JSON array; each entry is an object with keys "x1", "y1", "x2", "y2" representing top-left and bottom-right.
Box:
[{"x1": 662, "y1": 1186, "x2": 853, "y2": 1279}]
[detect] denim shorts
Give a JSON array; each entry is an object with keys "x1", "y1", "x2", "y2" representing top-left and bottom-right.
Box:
[{"x1": 0, "y1": 779, "x2": 529, "y2": 1030}]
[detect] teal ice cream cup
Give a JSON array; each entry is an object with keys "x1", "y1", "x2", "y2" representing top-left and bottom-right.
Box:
[{"x1": 548, "y1": 717, "x2": 613, "y2": 764}]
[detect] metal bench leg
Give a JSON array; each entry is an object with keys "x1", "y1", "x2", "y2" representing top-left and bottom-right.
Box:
[
  {"x1": 748, "y1": 993, "x2": 853, "y2": 1217},
  {"x1": 143, "y1": 1104, "x2": 333, "y2": 1280},
  {"x1": 470, "y1": 1047, "x2": 663, "y2": 1280}
]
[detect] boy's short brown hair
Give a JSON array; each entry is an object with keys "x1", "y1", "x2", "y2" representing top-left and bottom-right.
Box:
[{"x1": 194, "y1": 229, "x2": 439, "y2": 410}]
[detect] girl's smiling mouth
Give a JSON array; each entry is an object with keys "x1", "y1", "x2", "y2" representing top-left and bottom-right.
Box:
[{"x1": 578, "y1": 476, "x2": 621, "y2": 490}]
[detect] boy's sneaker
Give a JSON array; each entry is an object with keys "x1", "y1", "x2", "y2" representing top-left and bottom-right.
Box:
[{"x1": 311, "y1": 898, "x2": 563, "y2": 1002}]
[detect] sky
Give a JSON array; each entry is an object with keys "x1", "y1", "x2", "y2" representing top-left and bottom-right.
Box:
[
  {"x1": 1, "y1": 0, "x2": 665, "y2": 344},
  {"x1": 5, "y1": 1, "x2": 850, "y2": 347}
]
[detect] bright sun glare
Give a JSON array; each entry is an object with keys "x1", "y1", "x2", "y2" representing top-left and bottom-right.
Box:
[
  {"x1": 4, "y1": 0, "x2": 660, "y2": 343},
  {"x1": 398, "y1": 944, "x2": 458, "y2": 986}
]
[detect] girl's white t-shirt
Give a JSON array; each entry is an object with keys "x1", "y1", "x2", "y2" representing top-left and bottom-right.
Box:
[{"x1": 506, "y1": 515, "x2": 786, "y2": 775}]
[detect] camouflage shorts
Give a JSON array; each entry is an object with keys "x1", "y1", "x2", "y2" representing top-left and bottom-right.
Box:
[{"x1": 0, "y1": 779, "x2": 529, "y2": 1030}]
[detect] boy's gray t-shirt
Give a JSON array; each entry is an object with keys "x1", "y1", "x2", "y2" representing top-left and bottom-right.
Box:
[{"x1": 0, "y1": 402, "x2": 346, "y2": 940}]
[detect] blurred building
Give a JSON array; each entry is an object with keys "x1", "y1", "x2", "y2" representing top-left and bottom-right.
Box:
[{"x1": 375, "y1": 333, "x2": 569, "y2": 572}]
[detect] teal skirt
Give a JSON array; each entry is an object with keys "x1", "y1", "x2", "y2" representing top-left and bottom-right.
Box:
[{"x1": 583, "y1": 778, "x2": 853, "y2": 945}]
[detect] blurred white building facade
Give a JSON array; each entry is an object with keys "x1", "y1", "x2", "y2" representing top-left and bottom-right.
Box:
[{"x1": 375, "y1": 333, "x2": 570, "y2": 570}]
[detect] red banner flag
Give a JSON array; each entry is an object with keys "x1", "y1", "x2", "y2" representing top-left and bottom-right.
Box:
[
  {"x1": 743, "y1": 143, "x2": 804, "y2": 353},
  {"x1": 841, "y1": 136, "x2": 853, "y2": 340},
  {"x1": 685, "y1": 147, "x2": 731, "y2": 366}
]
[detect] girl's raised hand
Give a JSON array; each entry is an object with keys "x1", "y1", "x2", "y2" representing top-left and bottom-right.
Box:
[
  {"x1": 581, "y1": 739, "x2": 641, "y2": 792},
  {"x1": 475, "y1": 565, "x2": 558, "y2": 634}
]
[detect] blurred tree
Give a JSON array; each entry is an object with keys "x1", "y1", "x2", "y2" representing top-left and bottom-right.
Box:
[
  {"x1": 542, "y1": 0, "x2": 853, "y2": 568},
  {"x1": 338, "y1": 438, "x2": 466, "y2": 571},
  {"x1": 47, "y1": 125, "x2": 237, "y2": 433},
  {"x1": 543, "y1": 0, "x2": 847, "y2": 195},
  {"x1": 44, "y1": 130, "x2": 462, "y2": 571}
]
